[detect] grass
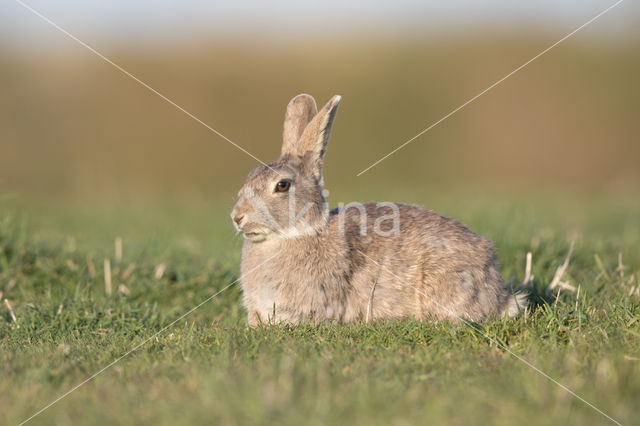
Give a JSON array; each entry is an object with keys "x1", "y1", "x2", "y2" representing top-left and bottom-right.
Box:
[{"x1": 1, "y1": 197, "x2": 639, "y2": 425}]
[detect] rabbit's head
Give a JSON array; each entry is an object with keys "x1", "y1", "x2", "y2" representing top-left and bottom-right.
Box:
[{"x1": 231, "y1": 94, "x2": 341, "y2": 242}]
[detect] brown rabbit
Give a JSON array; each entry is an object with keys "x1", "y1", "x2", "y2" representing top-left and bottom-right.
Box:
[{"x1": 231, "y1": 94, "x2": 527, "y2": 325}]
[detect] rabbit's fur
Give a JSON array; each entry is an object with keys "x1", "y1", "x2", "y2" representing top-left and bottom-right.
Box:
[{"x1": 231, "y1": 94, "x2": 527, "y2": 325}]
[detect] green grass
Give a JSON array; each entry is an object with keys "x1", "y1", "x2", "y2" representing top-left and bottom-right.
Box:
[{"x1": 1, "y1": 197, "x2": 639, "y2": 425}]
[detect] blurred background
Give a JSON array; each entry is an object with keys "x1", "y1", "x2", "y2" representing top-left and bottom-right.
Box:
[{"x1": 0, "y1": 1, "x2": 639, "y2": 229}]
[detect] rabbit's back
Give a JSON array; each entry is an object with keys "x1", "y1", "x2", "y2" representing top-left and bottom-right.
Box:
[{"x1": 329, "y1": 203, "x2": 513, "y2": 321}]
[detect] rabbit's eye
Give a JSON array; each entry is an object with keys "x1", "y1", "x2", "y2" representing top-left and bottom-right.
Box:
[{"x1": 275, "y1": 180, "x2": 291, "y2": 193}]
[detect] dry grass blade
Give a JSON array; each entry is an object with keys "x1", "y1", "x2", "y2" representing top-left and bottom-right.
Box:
[
  {"x1": 5, "y1": 279, "x2": 17, "y2": 293},
  {"x1": 616, "y1": 252, "x2": 625, "y2": 280},
  {"x1": 4, "y1": 298, "x2": 19, "y2": 327},
  {"x1": 115, "y1": 237, "x2": 123, "y2": 264},
  {"x1": 66, "y1": 260, "x2": 79, "y2": 271},
  {"x1": 104, "y1": 259, "x2": 112, "y2": 296},
  {"x1": 121, "y1": 263, "x2": 136, "y2": 281},
  {"x1": 154, "y1": 263, "x2": 168, "y2": 279},
  {"x1": 87, "y1": 259, "x2": 96, "y2": 278},
  {"x1": 522, "y1": 252, "x2": 534, "y2": 288},
  {"x1": 548, "y1": 241, "x2": 576, "y2": 293}
]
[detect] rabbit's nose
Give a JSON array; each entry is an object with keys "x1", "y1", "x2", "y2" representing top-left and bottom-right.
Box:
[{"x1": 233, "y1": 214, "x2": 245, "y2": 226}]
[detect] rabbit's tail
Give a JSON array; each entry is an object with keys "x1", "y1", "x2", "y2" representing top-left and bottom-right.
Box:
[{"x1": 502, "y1": 292, "x2": 529, "y2": 318}]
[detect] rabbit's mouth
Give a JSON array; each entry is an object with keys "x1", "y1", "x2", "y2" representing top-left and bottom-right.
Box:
[{"x1": 242, "y1": 230, "x2": 270, "y2": 242}]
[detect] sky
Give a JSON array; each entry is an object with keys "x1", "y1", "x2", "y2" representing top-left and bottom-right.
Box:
[{"x1": 1, "y1": 0, "x2": 638, "y2": 49}]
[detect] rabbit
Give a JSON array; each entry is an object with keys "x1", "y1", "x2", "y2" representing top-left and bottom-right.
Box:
[{"x1": 231, "y1": 94, "x2": 527, "y2": 325}]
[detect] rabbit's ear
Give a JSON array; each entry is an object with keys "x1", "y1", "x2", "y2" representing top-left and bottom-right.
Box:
[
  {"x1": 289, "y1": 95, "x2": 341, "y2": 184},
  {"x1": 281, "y1": 94, "x2": 318, "y2": 157}
]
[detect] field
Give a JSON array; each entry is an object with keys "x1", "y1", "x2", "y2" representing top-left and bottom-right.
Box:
[{"x1": 1, "y1": 196, "x2": 639, "y2": 425}]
